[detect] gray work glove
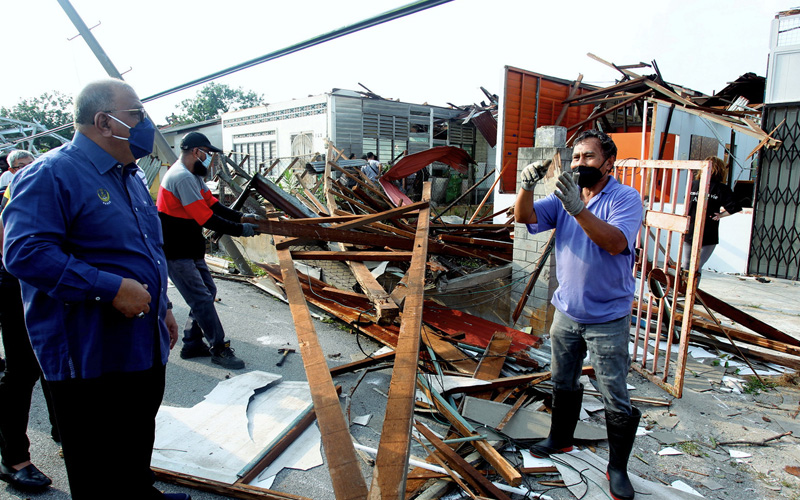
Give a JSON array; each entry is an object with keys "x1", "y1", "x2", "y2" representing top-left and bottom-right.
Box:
[
  {"x1": 554, "y1": 171, "x2": 585, "y2": 216},
  {"x1": 241, "y1": 213, "x2": 266, "y2": 223},
  {"x1": 520, "y1": 159, "x2": 551, "y2": 191},
  {"x1": 241, "y1": 223, "x2": 259, "y2": 237}
]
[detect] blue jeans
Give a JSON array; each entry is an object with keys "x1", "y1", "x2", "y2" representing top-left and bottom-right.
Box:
[
  {"x1": 550, "y1": 309, "x2": 632, "y2": 415},
  {"x1": 167, "y1": 258, "x2": 227, "y2": 350}
]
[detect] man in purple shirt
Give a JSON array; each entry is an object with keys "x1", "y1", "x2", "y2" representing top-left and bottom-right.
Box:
[
  {"x1": 3, "y1": 79, "x2": 190, "y2": 500},
  {"x1": 515, "y1": 130, "x2": 642, "y2": 500}
]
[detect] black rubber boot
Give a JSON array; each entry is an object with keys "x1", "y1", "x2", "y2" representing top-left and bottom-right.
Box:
[
  {"x1": 529, "y1": 387, "x2": 583, "y2": 458},
  {"x1": 605, "y1": 406, "x2": 641, "y2": 500}
]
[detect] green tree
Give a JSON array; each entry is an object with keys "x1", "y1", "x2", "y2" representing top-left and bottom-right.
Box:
[
  {"x1": 168, "y1": 83, "x2": 264, "y2": 125},
  {"x1": 0, "y1": 91, "x2": 74, "y2": 151}
]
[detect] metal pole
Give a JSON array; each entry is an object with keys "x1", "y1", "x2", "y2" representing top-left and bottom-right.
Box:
[{"x1": 56, "y1": 0, "x2": 177, "y2": 164}]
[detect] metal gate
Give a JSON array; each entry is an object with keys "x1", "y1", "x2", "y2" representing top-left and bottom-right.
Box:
[
  {"x1": 615, "y1": 159, "x2": 710, "y2": 398},
  {"x1": 749, "y1": 103, "x2": 800, "y2": 280}
]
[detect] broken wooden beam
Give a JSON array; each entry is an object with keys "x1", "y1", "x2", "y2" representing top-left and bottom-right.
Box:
[
  {"x1": 289, "y1": 250, "x2": 413, "y2": 261},
  {"x1": 414, "y1": 422, "x2": 512, "y2": 500},
  {"x1": 368, "y1": 182, "x2": 431, "y2": 499},
  {"x1": 474, "y1": 333, "x2": 512, "y2": 382},
  {"x1": 276, "y1": 242, "x2": 368, "y2": 500},
  {"x1": 329, "y1": 352, "x2": 396, "y2": 377},
  {"x1": 417, "y1": 375, "x2": 523, "y2": 486},
  {"x1": 153, "y1": 468, "x2": 310, "y2": 500}
]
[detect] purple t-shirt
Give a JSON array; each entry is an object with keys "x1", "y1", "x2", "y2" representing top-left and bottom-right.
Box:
[{"x1": 527, "y1": 177, "x2": 642, "y2": 323}]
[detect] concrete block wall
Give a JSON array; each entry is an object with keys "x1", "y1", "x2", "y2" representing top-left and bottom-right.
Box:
[{"x1": 510, "y1": 126, "x2": 572, "y2": 335}]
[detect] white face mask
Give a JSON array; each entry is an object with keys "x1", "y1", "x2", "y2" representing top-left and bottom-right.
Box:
[{"x1": 199, "y1": 150, "x2": 213, "y2": 169}]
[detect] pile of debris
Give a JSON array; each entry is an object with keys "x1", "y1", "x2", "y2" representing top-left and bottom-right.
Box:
[{"x1": 151, "y1": 121, "x2": 798, "y2": 498}]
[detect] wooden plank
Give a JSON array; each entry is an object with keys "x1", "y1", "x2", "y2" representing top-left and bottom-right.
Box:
[
  {"x1": 422, "y1": 330, "x2": 478, "y2": 375},
  {"x1": 418, "y1": 376, "x2": 523, "y2": 487},
  {"x1": 276, "y1": 242, "x2": 368, "y2": 500},
  {"x1": 255, "y1": 219, "x2": 414, "y2": 250},
  {"x1": 321, "y1": 169, "x2": 402, "y2": 326},
  {"x1": 686, "y1": 313, "x2": 800, "y2": 357},
  {"x1": 414, "y1": 422, "x2": 512, "y2": 500},
  {"x1": 567, "y1": 91, "x2": 651, "y2": 132},
  {"x1": 300, "y1": 185, "x2": 329, "y2": 215},
  {"x1": 645, "y1": 210, "x2": 690, "y2": 233},
  {"x1": 327, "y1": 187, "x2": 375, "y2": 214},
  {"x1": 347, "y1": 262, "x2": 398, "y2": 324},
  {"x1": 277, "y1": 201, "x2": 427, "y2": 249},
  {"x1": 474, "y1": 333, "x2": 511, "y2": 382},
  {"x1": 495, "y1": 393, "x2": 529, "y2": 432},
  {"x1": 554, "y1": 73, "x2": 584, "y2": 126},
  {"x1": 368, "y1": 182, "x2": 431, "y2": 500},
  {"x1": 329, "y1": 352, "x2": 396, "y2": 377},
  {"x1": 688, "y1": 333, "x2": 800, "y2": 370},
  {"x1": 442, "y1": 369, "x2": 590, "y2": 397},
  {"x1": 436, "y1": 233, "x2": 513, "y2": 250},
  {"x1": 562, "y1": 76, "x2": 646, "y2": 104},
  {"x1": 389, "y1": 271, "x2": 410, "y2": 309},
  {"x1": 256, "y1": 263, "x2": 400, "y2": 349},
  {"x1": 695, "y1": 288, "x2": 800, "y2": 347},
  {"x1": 263, "y1": 158, "x2": 282, "y2": 176},
  {"x1": 330, "y1": 161, "x2": 394, "y2": 206},
  {"x1": 153, "y1": 468, "x2": 309, "y2": 500},
  {"x1": 290, "y1": 250, "x2": 413, "y2": 261},
  {"x1": 466, "y1": 161, "x2": 513, "y2": 224},
  {"x1": 746, "y1": 118, "x2": 785, "y2": 160},
  {"x1": 650, "y1": 97, "x2": 780, "y2": 148}
]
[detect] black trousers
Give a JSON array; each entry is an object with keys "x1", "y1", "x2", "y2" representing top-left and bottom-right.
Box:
[
  {"x1": 48, "y1": 364, "x2": 167, "y2": 500},
  {"x1": 0, "y1": 269, "x2": 58, "y2": 466}
]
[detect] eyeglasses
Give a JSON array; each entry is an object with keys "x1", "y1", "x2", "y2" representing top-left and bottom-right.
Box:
[{"x1": 107, "y1": 108, "x2": 148, "y2": 123}]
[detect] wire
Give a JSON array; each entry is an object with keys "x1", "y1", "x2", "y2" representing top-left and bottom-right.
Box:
[{"x1": 141, "y1": 0, "x2": 454, "y2": 103}]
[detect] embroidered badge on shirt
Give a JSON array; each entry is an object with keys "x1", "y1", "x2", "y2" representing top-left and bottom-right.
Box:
[{"x1": 97, "y1": 188, "x2": 111, "y2": 205}]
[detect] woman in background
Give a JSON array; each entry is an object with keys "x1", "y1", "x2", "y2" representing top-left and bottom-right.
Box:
[{"x1": 682, "y1": 156, "x2": 742, "y2": 274}]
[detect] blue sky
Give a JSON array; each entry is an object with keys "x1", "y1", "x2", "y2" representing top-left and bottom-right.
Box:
[{"x1": 4, "y1": 0, "x2": 790, "y2": 124}]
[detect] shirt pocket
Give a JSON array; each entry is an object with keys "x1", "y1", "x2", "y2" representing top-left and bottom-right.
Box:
[{"x1": 140, "y1": 204, "x2": 165, "y2": 247}]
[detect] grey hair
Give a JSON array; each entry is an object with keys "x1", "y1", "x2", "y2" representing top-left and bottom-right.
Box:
[
  {"x1": 74, "y1": 79, "x2": 136, "y2": 126},
  {"x1": 7, "y1": 150, "x2": 35, "y2": 167},
  {"x1": 574, "y1": 129, "x2": 618, "y2": 161}
]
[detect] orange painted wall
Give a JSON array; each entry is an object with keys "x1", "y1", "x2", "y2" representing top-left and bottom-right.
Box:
[
  {"x1": 611, "y1": 132, "x2": 678, "y2": 202},
  {"x1": 500, "y1": 67, "x2": 597, "y2": 193}
]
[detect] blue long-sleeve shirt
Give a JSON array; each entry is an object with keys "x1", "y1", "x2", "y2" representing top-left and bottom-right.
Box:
[{"x1": 2, "y1": 132, "x2": 170, "y2": 381}]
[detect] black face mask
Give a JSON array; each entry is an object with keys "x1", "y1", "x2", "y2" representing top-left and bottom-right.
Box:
[
  {"x1": 574, "y1": 165, "x2": 605, "y2": 188},
  {"x1": 193, "y1": 160, "x2": 208, "y2": 178}
]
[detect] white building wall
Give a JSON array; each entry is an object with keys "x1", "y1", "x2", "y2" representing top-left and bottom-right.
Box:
[
  {"x1": 221, "y1": 94, "x2": 329, "y2": 161},
  {"x1": 766, "y1": 10, "x2": 800, "y2": 103}
]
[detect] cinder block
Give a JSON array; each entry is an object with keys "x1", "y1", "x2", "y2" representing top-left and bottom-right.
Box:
[
  {"x1": 535, "y1": 126, "x2": 567, "y2": 148},
  {"x1": 515, "y1": 238, "x2": 536, "y2": 252},
  {"x1": 536, "y1": 147, "x2": 558, "y2": 161},
  {"x1": 518, "y1": 148, "x2": 536, "y2": 162}
]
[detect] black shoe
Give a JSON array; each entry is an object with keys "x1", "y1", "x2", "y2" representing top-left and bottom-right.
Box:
[
  {"x1": 163, "y1": 493, "x2": 191, "y2": 500},
  {"x1": 529, "y1": 387, "x2": 584, "y2": 458},
  {"x1": 211, "y1": 341, "x2": 245, "y2": 370},
  {"x1": 0, "y1": 463, "x2": 52, "y2": 491},
  {"x1": 180, "y1": 343, "x2": 212, "y2": 359},
  {"x1": 605, "y1": 407, "x2": 641, "y2": 500}
]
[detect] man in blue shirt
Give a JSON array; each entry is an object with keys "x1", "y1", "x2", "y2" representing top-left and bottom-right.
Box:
[
  {"x1": 2, "y1": 79, "x2": 190, "y2": 500},
  {"x1": 515, "y1": 130, "x2": 643, "y2": 500}
]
